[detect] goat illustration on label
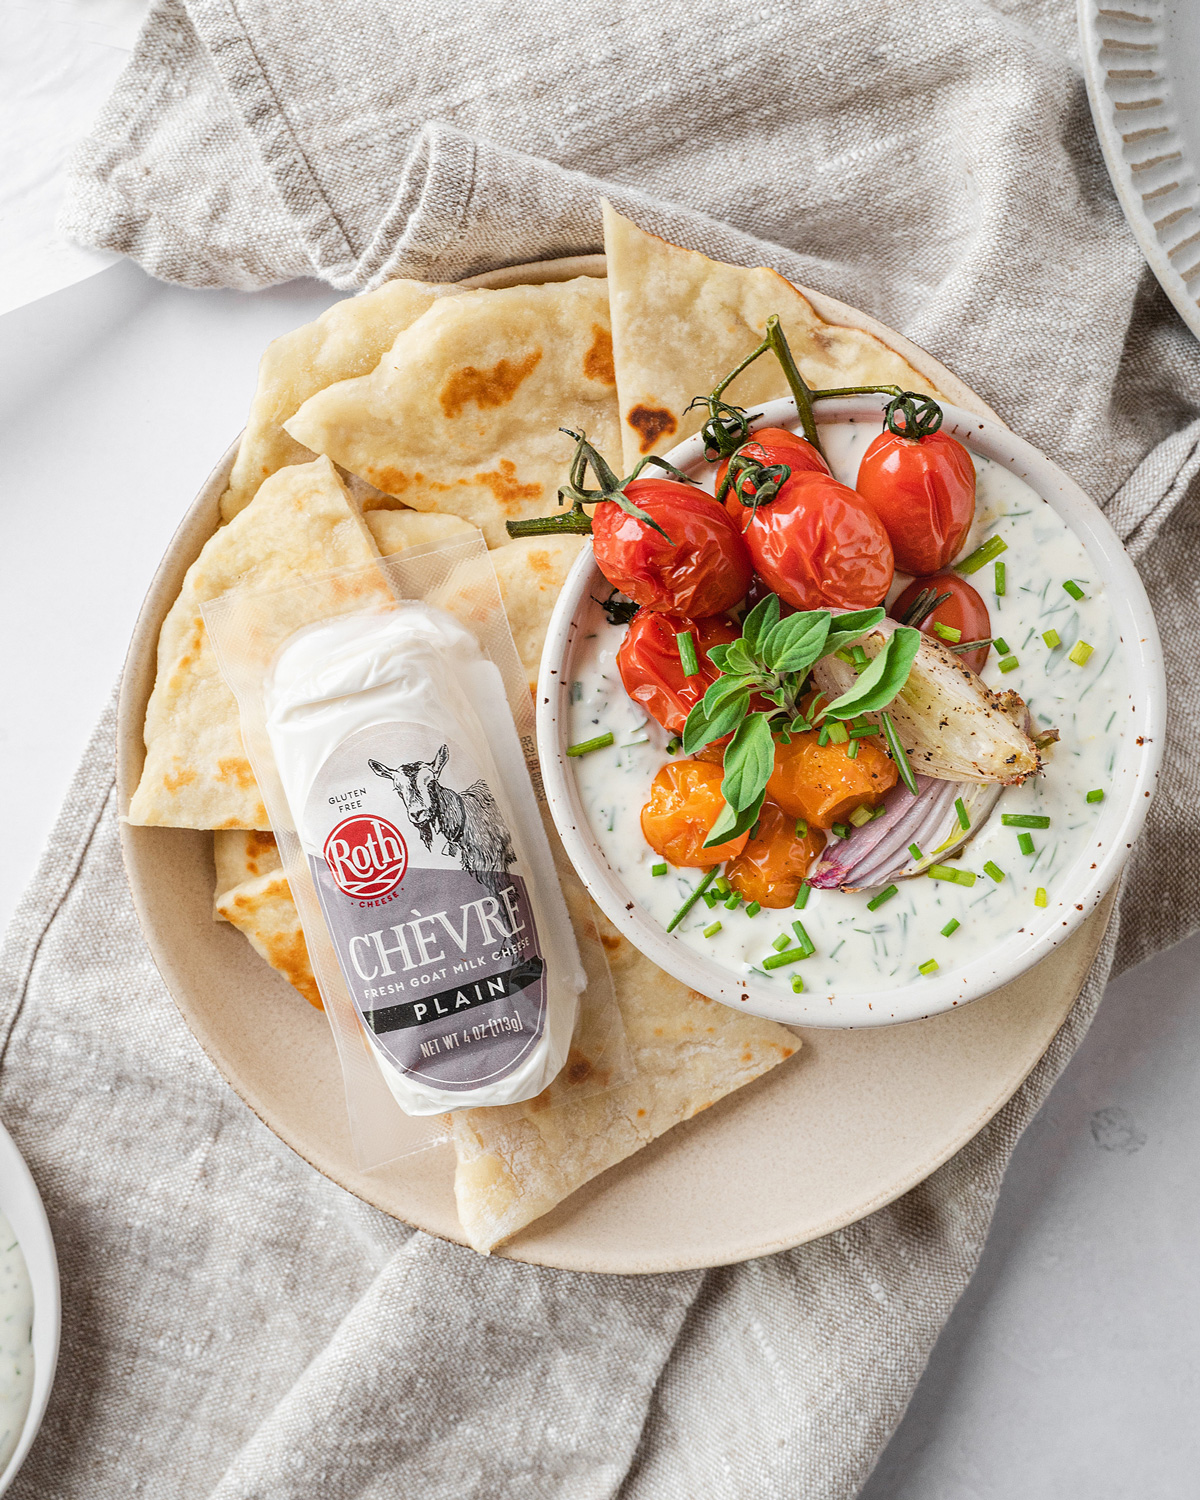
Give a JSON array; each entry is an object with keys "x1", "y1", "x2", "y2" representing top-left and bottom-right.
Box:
[{"x1": 305, "y1": 722, "x2": 547, "y2": 1090}]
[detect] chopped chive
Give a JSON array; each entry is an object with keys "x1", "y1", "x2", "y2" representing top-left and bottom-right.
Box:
[
  {"x1": 1002, "y1": 813, "x2": 1050, "y2": 828},
  {"x1": 834, "y1": 649, "x2": 855, "y2": 665},
  {"x1": 794, "y1": 883, "x2": 811, "y2": 910},
  {"x1": 927, "y1": 863, "x2": 977, "y2": 887},
  {"x1": 993, "y1": 636, "x2": 1011, "y2": 655},
  {"x1": 1034, "y1": 887, "x2": 1048, "y2": 908},
  {"x1": 994, "y1": 560, "x2": 1006, "y2": 596},
  {"x1": 954, "y1": 797, "x2": 970, "y2": 831},
  {"x1": 1017, "y1": 832, "x2": 1035, "y2": 856},
  {"x1": 848, "y1": 725, "x2": 879, "y2": 739},
  {"x1": 791, "y1": 919, "x2": 815, "y2": 955},
  {"x1": 849, "y1": 804, "x2": 875, "y2": 828},
  {"x1": 703, "y1": 920, "x2": 723, "y2": 939},
  {"x1": 713, "y1": 875, "x2": 731, "y2": 896},
  {"x1": 763, "y1": 947, "x2": 808, "y2": 970},
  {"x1": 1068, "y1": 640, "x2": 1094, "y2": 666},
  {"x1": 881, "y1": 711, "x2": 919, "y2": 796},
  {"x1": 846, "y1": 738, "x2": 860, "y2": 759},
  {"x1": 794, "y1": 818, "x2": 808, "y2": 838},
  {"x1": 1042, "y1": 628, "x2": 1061, "y2": 649},
  {"x1": 956, "y1": 535, "x2": 1008, "y2": 574},
  {"x1": 651, "y1": 862, "x2": 668, "y2": 877},
  {"x1": 831, "y1": 822, "x2": 850, "y2": 839},
  {"x1": 918, "y1": 958, "x2": 940, "y2": 976},
  {"x1": 1063, "y1": 579, "x2": 1085, "y2": 601},
  {"x1": 666, "y1": 867, "x2": 718, "y2": 932},
  {"x1": 771, "y1": 933, "x2": 790, "y2": 951},
  {"x1": 984, "y1": 861, "x2": 1005, "y2": 883},
  {"x1": 702, "y1": 890, "x2": 718, "y2": 909},
  {"x1": 940, "y1": 918, "x2": 961, "y2": 938},
  {"x1": 676, "y1": 630, "x2": 700, "y2": 677},
  {"x1": 745, "y1": 901, "x2": 761, "y2": 917},
  {"x1": 827, "y1": 721, "x2": 849, "y2": 744},
  {"x1": 851, "y1": 644, "x2": 869, "y2": 668},
  {"x1": 666, "y1": 735, "x2": 681, "y2": 755},
  {"x1": 908, "y1": 843, "x2": 925, "y2": 862},
  {"x1": 998, "y1": 655, "x2": 1019, "y2": 674},
  {"x1": 791, "y1": 975, "x2": 805, "y2": 993},
  {"x1": 867, "y1": 884, "x2": 898, "y2": 911},
  {"x1": 932, "y1": 621, "x2": 962, "y2": 643},
  {"x1": 567, "y1": 731, "x2": 614, "y2": 757},
  {"x1": 817, "y1": 726, "x2": 830, "y2": 746},
  {"x1": 1086, "y1": 788, "x2": 1105, "y2": 804},
  {"x1": 724, "y1": 892, "x2": 741, "y2": 910}
]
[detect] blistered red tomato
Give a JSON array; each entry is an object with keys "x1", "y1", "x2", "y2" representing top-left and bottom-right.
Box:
[
  {"x1": 715, "y1": 426, "x2": 828, "y2": 500},
  {"x1": 729, "y1": 471, "x2": 894, "y2": 611},
  {"x1": 856, "y1": 429, "x2": 976, "y2": 575},
  {"x1": 640, "y1": 761, "x2": 749, "y2": 868},
  {"x1": 890, "y1": 572, "x2": 991, "y2": 675},
  {"x1": 726, "y1": 801, "x2": 826, "y2": 908},
  {"x1": 617, "y1": 611, "x2": 740, "y2": 735},
  {"x1": 767, "y1": 731, "x2": 897, "y2": 830},
  {"x1": 592, "y1": 479, "x2": 752, "y2": 616}
]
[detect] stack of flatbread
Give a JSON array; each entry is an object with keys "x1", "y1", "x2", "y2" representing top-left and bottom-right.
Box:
[{"x1": 130, "y1": 206, "x2": 938, "y2": 1254}]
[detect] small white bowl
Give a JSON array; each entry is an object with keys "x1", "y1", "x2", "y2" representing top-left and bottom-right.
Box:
[
  {"x1": 536, "y1": 397, "x2": 1164, "y2": 1028},
  {"x1": 0, "y1": 1121, "x2": 59, "y2": 1496}
]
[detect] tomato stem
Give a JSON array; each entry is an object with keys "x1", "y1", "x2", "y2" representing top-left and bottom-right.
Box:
[{"x1": 763, "y1": 316, "x2": 825, "y2": 459}]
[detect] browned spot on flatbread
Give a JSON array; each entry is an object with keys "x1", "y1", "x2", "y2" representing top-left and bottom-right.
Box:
[
  {"x1": 439, "y1": 350, "x2": 542, "y2": 419},
  {"x1": 246, "y1": 829, "x2": 278, "y2": 875},
  {"x1": 365, "y1": 467, "x2": 411, "y2": 496},
  {"x1": 627, "y1": 405, "x2": 677, "y2": 453},
  {"x1": 565, "y1": 1047, "x2": 593, "y2": 1086},
  {"x1": 163, "y1": 768, "x2": 196, "y2": 792},
  {"x1": 527, "y1": 549, "x2": 554, "y2": 578},
  {"x1": 217, "y1": 757, "x2": 257, "y2": 790},
  {"x1": 470, "y1": 460, "x2": 541, "y2": 512},
  {"x1": 583, "y1": 324, "x2": 615, "y2": 385}
]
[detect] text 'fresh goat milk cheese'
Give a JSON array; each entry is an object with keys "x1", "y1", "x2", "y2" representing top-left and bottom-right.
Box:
[{"x1": 265, "y1": 605, "x2": 582, "y2": 1114}]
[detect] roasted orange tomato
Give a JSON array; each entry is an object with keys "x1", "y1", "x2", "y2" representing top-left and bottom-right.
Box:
[
  {"x1": 766, "y1": 731, "x2": 897, "y2": 830},
  {"x1": 726, "y1": 801, "x2": 826, "y2": 908},
  {"x1": 640, "y1": 761, "x2": 749, "y2": 867},
  {"x1": 715, "y1": 426, "x2": 828, "y2": 499},
  {"x1": 616, "y1": 611, "x2": 740, "y2": 735},
  {"x1": 890, "y1": 572, "x2": 991, "y2": 675}
]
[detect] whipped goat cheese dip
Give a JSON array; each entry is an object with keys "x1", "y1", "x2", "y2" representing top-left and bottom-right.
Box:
[
  {"x1": 0, "y1": 1212, "x2": 33, "y2": 1475},
  {"x1": 566, "y1": 419, "x2": 1133, "y2": 1018}
]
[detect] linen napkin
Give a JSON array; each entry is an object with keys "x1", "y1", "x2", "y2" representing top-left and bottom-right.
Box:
[{"x1": 3, "y1": 0, "x2": 1195, "y2": 1495}]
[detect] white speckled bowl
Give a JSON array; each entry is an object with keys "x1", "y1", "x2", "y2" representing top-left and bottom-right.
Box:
[{"x1": 537, "y1": 396, "x2": 1164, "y2": 1028}]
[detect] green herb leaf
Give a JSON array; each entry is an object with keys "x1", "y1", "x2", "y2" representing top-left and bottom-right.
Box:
[
  {"x1": 822, "y1": 607, "x2": 886, "y2": 658},
  {"x1": 701, "y1": 672, "x2": 759, "y2": 714},
  {"x1": 703, "y1": 789, "x2": 766, "y2": 849},
  {"x1": 722, "y1": 639, "x2": 758, "y2": 676},
  {"x1": 682, "y1": 689, "x2": 751, "y2": 755},
  {"x1": 823, "y1": 626, "x2": 921, "y2": 719},
  {"x1": 706, "y1": 642, "x2": 733, "y2": 673},
  {"x1": 719, "y1": 711, "x2": 776, "y2": 813},
  {"x1": 760, "y1": 610, "x2": 831, "y2": 674},
  {"x1": 740, "y1": 593, "x2": 780, "y2": 660}
]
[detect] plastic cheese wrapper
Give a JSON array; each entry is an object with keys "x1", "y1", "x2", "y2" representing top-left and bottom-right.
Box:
[{"x1": 205, "y1": 535, "x2": 627, "y2": 1169}]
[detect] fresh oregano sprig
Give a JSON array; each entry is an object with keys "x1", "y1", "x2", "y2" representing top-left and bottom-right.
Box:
[{"x1": 682, "y1": 594, "x2": 921, "y2": 848}]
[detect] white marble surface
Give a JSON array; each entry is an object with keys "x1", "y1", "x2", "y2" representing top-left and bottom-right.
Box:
[{"x1": 2, "y1": 265, "x2": 1198, "y2": 1494}]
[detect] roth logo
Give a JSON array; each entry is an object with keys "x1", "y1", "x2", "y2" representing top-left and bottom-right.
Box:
[{"x1": 323, "y1": 815, "x2": 408, "y2": 900}]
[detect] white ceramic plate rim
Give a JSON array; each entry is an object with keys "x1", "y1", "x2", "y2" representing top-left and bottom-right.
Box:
[
  {"x1": 537, "y1": 396, "x2": 1165, "y2": 1028},
  {"x1": 0, "y1": 1121, "x2": 60, "y2": 1496}
]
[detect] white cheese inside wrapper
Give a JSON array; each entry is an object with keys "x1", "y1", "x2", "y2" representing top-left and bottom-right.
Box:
[{"x1": 264, "y1": 606, "x2": 582, "y2": 1114}]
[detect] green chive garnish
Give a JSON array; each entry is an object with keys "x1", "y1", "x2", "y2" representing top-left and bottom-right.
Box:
[
  {"x1": 772, "y1": 933, "x2": 791, "y2": 951},
  {"x1": 831, "y1": 822, "x2": 850, "y2": 839},
  {"x1": 795, "y1": 818, "x2": 808, "y2": 838},
  {"x1": 763, "y1": 947, "x2": 808, "y2": 970},
  {"x1": 1017, "y1": 832, "x2": 1035, "y2": 855},
  {"x1": 794, "y1": 883, "x2": 810, "y2": 910},
  {"x1": 846, "y1": 739, "x2": 860, "y2": 759},
  {"x1": 918, "y1": 958, "x2": 939, "y2": 976},
  {"x1": 1086, "y1": 788, "x2": 1105, "y2": 804},
  {"x1": 984, "y1": 861, "x2": 1005, "y2": 883},
  {"x1": 851, "y1": 644, "x2": 869, "y2": 668},
  {"x1": 998, "y1": 655, "x2": 1019, "y2": 674},
  {"x1": 881, "y1": 711, "x2": 919, "y2": 796},
  {"x1": 956, "y1": 535, "x2": 1008, "y2": 574},
  {"x1": 1041, "y1": 629, "x2": 1060, "y2": 650},
  {"x1": 713, "y1": 876, "x2": 730, "y2": 896},
  {"x1": 1034, "y1": 887, "x2": 1048, "y2": 908},
  {"x1": 827, "y1": 721, "x2": 849, "y2": 744},
  {"x1": 1002, "y1": 813, "x2": 1050, "y2": 828},
  {"x1": 817, "y1": 726, "x2": 830, "y2": 746},
  {"x1": 908, "y1": 843, "x2": 924, "y2": 862},
  {"x1": 994, "y1": 560, "x2": 1006, "y2": 596},
  {"x1": 993, "y1": 636, "x2": 1011, "y2": 654},
  {"x1": 666, "y1": 868, "x2": 718, "y2": 932},
  {"x1": 932, "y1": 621, "x2": 962, "y2": 643},
  {"x1": 941, "y1": 918, "x2": 960, "y2": 937},
  {"x1": 791, "y1": 975, "x2": 805, "y2": 993},
  {"x1": 848, "y1": 725, "x2": 879, "y2": 739},
  {"x1": 849, "y1": 804, "x2": 875, "y2": 828},
  {"x1": 791, "y1": 919, "x2": 815, "y2": 955},
  {"x1": 724, "y1": 892, "x2": 741, "y2": 910},
  {"x1": 745, "y1": 901, "x2": 761, "y2": 917},
  {"x1": 1068, "y1": 640, "x2": 1094, "y2": 666},
  {"x1": 702, "y1": 890, "x2": 718, "y2": 908},
  {"x1": 955, "y1": 797, "x2": 970, "y2": 831},
  {"x1": 703, "y1": 920, "x2": 723, "y2": 939},
  {"x1": 666, "y1": 736, "x2": 681, "y2": 755},
  {"x1": 927, "y1": 863, "x2": 977, "y2": 887},
  {"x1": 651, "y1": 861, "x2": 668, "y2": 877},
  {"x1": 566, "y1": 731, "x2": 614, "y2": 757},
  {"x1": 1063, "y1": 579, "x2": 1085, "y2": 601},
  {"x1": 677, "y1": 630, "x2": 700, "y2": 677},
  {"x1": 867, "y1": 884, "x2": 898, "y2": 911}
]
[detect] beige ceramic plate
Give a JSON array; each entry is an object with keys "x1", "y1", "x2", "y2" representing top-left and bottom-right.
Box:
[{"x1": 117, "y1": 256, "x2": 1112, "y2": 1274}]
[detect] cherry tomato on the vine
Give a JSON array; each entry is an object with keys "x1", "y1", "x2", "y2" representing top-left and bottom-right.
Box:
[
  {"x1": 729, "y1": 471, "x2": 894, "y2": 612},
  {"x1": 714, "y1": 426, "x2": 828, "y2": 501},
  {"x1": 856, "y1": 428, "x2": 976, "y2": 575},
  {"x1": 726, "y1": 801, "x2": 826, "y2": 908},
  {"x1": 592, "y1": 479, "x2": 752, "y2": 617},
  {"x1": 640, "y1": 761, "x2": 749, "y2": 868},
  {"x1": 890, "y1": 573, "x2": 992, "y2": 675},
  {"x1": 616, "y1": 611, "x2": 740, "y2": 735}
]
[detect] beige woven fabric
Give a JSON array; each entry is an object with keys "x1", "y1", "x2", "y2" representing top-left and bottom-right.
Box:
[{"x1": 4, "y1": 0, "x2": 1192, "y2": 1494}]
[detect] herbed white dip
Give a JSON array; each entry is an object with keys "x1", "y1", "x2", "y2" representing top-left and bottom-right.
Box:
[
  {"x1": 567, "y1": 419, "x2": 1132, "y2": 1015},
  {"x1": 0, "y1": 1211, "x2": 33, "y2": 1475}
]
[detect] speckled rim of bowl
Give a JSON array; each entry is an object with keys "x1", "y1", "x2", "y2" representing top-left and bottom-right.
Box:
[
  {"x1": 537, "y1": 396, "x2": 1165, "y2": 1029},
  {"x1": 0, "y1": 1120, "x2": 60, "y2": 1496}
]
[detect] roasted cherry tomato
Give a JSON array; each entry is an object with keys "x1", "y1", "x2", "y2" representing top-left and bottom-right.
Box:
[
  {"x1": 714, "y1": 426, "x2": 828, "y2": 499},
  {"x1": 729, "y1": 472, "x2": 894, "y2": 612},
  {"x1": 640, "y1": 761, "x2": 749, "y2": 868},
  {"x1": 856, "y1": 429, "x2": 976, "y2": 575},
  {"x1": 592, "y1": 479, "x2": 752, "y2": 616},
  {"x1": 617, "y1": 612, "x2": 740, "y2": 735},
  {"x1": 742, "y1": 571, "x2": 796, "y2": 619},
  {"x1": 767, "y1": 730, "x2": 897, "y2": 830},
  {"x1": 890, "y1": 572, "x2": 991, "y2": 675},
  {"x1": 726, "y1": 801, "x2": 826, "y2": 908}
]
